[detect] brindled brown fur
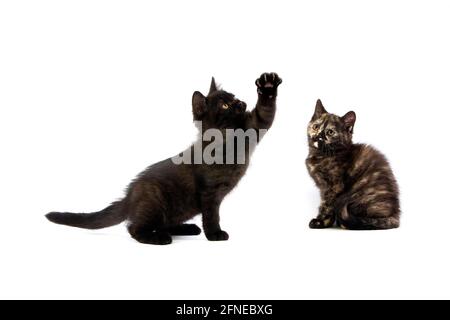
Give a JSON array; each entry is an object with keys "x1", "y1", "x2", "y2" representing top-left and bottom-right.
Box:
[
  {"x1": 306, "y1": 99, "x2": 400, "y2": 230},
  {"x1": 46, "y1": 73, "x2": 282, "y2": 244}
]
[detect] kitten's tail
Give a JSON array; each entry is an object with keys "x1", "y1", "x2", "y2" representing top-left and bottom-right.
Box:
[
  {"x1": 45, "y1": 201, "x2": 127, "y2": 229},
  {"x1": 337, "y1": 204, "x2": 400, "y2": 230}
]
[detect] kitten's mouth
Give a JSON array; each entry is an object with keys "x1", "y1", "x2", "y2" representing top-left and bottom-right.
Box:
[{"x1": 312, "y1": 137, "x2": 324, "y2": 149}]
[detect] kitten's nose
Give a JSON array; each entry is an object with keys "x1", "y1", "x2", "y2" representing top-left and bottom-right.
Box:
[
  {"x1": 235, "y1": 101, "x2": 247, "y2": 111},
  {"x1": 318, "y1": 132, "x2": 325, "y2": 141}
]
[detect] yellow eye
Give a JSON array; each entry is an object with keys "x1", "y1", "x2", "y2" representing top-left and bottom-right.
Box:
[
  {"x1": 312, "y1": 124, "x2": 320, "y2": 130},
  {"x1": 222, "y1": 103, "x2": 229, "y2": 110},
  {"x1": 327, "y1": 129, "x2": 334, "y2": 136}
]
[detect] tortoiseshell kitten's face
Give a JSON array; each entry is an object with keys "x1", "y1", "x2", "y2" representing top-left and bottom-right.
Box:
[
  {"x1": 307, "y1": 99, "x2": 356, "y2": 154},
  {"x1": 192, "y1": 78, "x2": 247, "y2": 130}
]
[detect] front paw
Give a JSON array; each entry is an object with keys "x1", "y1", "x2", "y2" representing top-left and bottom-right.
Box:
[
  {"x1": 255, "y1": 72, "x2": 282, "y2": 98},
  {"x1": 206, "y1": 230, "x2": 229, "y2": 241},
  {"x1": 309, "y1": 218, "x2": 329, "y2": 229}
]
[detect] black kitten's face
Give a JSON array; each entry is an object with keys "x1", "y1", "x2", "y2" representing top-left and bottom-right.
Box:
[
  {"x1": 192, "y1": 78, "x2": 247, "y2": 129},
  {"x1": 308, "y1": 100, "x2": 356, "y2": 154},
  {"x1": 205, "y1": 90, "x2": 247, "y2": 126}
]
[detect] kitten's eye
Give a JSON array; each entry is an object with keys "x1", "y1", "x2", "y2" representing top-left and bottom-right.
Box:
[
  {"x1": 312, "y1": 124, "x2": 320, "y2": 130},
  {"x1": 327, "y1": 129, "x2": 335, "y2": 136},
  {"x1": 222, "y1": 103, "x2": 229, "y2": 110}
]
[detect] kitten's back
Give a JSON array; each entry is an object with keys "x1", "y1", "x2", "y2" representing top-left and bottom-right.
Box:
[{"x1": 339, "y1": 143, "x2": 400, "y2": 229}]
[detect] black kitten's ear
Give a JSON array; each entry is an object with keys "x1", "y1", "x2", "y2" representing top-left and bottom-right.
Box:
[
  {"x1": 192, "y1": 91, "x2": 207, "y2": 119},
  {"x1": 312, "y1": 99, "x2": 327, "y2": 120},
  {"x1": 208, "y1": 77, "x2": 218, "y2": 95},
  {"x1": 342, "y1": 111, "x2": 356, "y2": 133}
]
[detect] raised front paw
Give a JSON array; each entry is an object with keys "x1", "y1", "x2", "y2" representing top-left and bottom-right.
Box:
[
  {"x1": 255, "y1": 72, "x2": 282, "y2": 98},
  {"x1": 206, "y1": 230, "x2": 229, "y2": 241},
  {"x1": 309, "y1": 218, "x2": 333, "y2": 229}
]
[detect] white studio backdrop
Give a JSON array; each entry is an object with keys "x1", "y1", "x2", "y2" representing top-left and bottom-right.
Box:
[{"x1": 0, "y1": 0, "x2": 449, "y2": 299}]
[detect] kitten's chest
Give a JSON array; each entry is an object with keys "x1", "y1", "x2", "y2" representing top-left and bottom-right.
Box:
[
  {"x1": 197, "y1": 138, "x2": 253, "y2": 196},
  {"x1": 306, "y1": 156, "x2": 345, "y2": 188},
  {"x1": 200, "y1": 163, "x2": 249, "y2": 193}
]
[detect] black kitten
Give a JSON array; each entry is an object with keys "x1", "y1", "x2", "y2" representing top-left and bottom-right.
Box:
[
  {"x1": 46, "y1": 73, "x2": 282, "y2": 244},
  {"x1": 306, "y1": 99, "x2": 400, "y2": 230}
]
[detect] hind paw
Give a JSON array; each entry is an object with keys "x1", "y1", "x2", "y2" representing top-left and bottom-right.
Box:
[
  {"x1": 166, "y1": 224, "x2": 202, "y2": 236},
  {"x1": 132, "y1": 231, "x2": 173, "y2": 245}
]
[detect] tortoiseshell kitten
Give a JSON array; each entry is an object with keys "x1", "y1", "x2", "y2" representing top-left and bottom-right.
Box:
[
  {"x1": 46, "y1": 73, "x2": 282, "y2": 244},
  {"x1": 306, "y1": 99, "x2": 400, "y2": 230}
]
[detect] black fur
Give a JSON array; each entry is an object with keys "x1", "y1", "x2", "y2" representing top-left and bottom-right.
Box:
[{"x1": 46, "y1": 73, "x2": 282, "y2": 244}]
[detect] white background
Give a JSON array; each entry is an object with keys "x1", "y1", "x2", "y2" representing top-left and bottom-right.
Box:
[{"x1": 1, "y1": 0, "x2": 449, "y2": 299}]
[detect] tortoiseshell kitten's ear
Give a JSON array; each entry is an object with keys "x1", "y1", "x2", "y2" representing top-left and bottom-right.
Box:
[
  {"x1": 312, "y1": 99, "x2": 327, "y2": 120},
  {"x1": 341, "y1": 111, "x2": 356, "y2": 134},
  {"x1": 192, "y1": 91, "x2": 207, "y2": 120}
]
